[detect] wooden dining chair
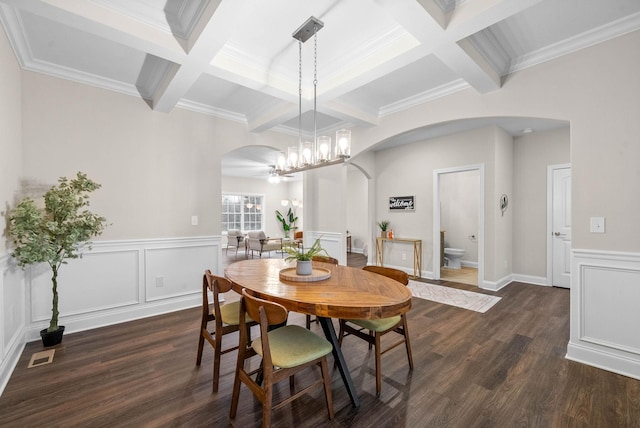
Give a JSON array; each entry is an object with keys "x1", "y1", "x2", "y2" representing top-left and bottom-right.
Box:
[
  {"x1": 338, "y1": 265, "x2": 414, "y2": 396},
  {"x1": 230, "y1": 290, "x2": 334, "y2": 427},
  {"x1": 305, "y1": 256, "x2": 340, "y2": 329},
  {"x1": 196, "y1": 270, "x2": 257, "y2": 393}
]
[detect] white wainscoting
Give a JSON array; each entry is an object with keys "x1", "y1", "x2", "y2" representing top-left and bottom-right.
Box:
[
  {"x1": 305, "y1": 231, "x2": 345, "y2": 265},
  {"x1": 0, "y1": 254, "x2": 27, "y2": 396},
  {"x1": 567, "y1": 249, "x2": 640, "y2": 380},
  {"x1": 0, "y1": 236, "x2": 222, "y2": 396}
]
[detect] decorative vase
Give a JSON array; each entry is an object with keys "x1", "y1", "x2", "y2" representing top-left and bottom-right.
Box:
[
  {"x1": 296, "y1": 260, "x2": 312, "y2": 275},
  {"x1": 381, "y1": 231, "x2": 388, "y2": 238},
  {"x1": 40, "y1": 326, "x2": 65, "y2": 347}
]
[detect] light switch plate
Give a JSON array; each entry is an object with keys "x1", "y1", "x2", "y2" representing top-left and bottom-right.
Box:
[{"x1": 590, "y1": 217, "x2": 605, "y2": 233}]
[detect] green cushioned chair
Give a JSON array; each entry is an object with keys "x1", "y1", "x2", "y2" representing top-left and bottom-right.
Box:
[
  {"x1": 230, "y1": 290, "x2": 334, "y2": 427},
  {"x1": 195, "y1": 270, "x2": 257, "y2": 393},
  {"x1": 338, "y1": 265, "x2": 414, "y2": 396}
]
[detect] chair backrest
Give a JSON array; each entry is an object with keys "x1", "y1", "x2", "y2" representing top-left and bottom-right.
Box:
[
  {"x1": 312, "y1": 255, "x2": 339, "y2": 265},
  {"x1": 240, "y1": 290, "x2": 288, "y2": 369},
  {"x1": 294, "y1": 231, "x2": 303, "y2": 240},
  {"x1": 203, "y1": 270, "x2": 234, "y2": 323},
  {"x1": 227, "y1": 229, "x2": 240, "y2": 237},
  {"x1": 241, "y1": 289, "x2": 288, "y2": 327},
  {"x1": 362, "y1": 265, "x2": 409, "y2": 285},
  {"x1": 247, "y1": 230, "x2": 267, "y2": 240}
]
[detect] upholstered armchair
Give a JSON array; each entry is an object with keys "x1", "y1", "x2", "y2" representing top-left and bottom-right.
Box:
[
  {"x1": 226, "y1": 229, "x2": 244, "y2": 257},
  {"x1": 246, "y1": 231, "x2": 283, "y2": 258}
]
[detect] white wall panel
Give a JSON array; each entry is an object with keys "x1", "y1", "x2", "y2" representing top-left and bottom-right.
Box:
[
  {"x1": 582, "y1": 266, "x2": 640, "y2": 354},
  {"x1": 568, "y1": 250, "x2": 640, "y2": 380},
  {"x1": 0, "y1": 255, "x2": 26, "y2": 396},
  {"x1": 30, "y1": 249, "x2": 140, "y2": 322},
  {"x1": 145, "y1": 243, "x2": 217, "y2": 301}
]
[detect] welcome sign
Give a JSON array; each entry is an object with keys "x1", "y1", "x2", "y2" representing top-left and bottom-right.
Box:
[{"x1": 389, "y1": 196, "x2": 415, "y2": 211}]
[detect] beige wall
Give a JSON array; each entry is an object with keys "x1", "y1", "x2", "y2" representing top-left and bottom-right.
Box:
[
  {"x1": 375, "y1": 126, "x2": 499, "y2": 277},
  {"x1": 356, "y1": 30, "x2": 640, "y2": 253},
  {"x1": 493, "y1": 127, "x2": 514, "y2": 280},
  {"x1": 346, "y1": 166, "x2": 369, "y2": 252},
  {"x1": 20, "y1": 71, "x2": 292, "y2": 241},
  {"x1": 0, "y1": 25, "x2": 22, "y2": 254},
  {"x1": 513, "y1": 127, "x2": 570, "y2": 277}
]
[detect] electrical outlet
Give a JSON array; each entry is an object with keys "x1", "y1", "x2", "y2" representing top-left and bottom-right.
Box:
[
  {"x1": 156, "y1": 276, "x2": 164, "y2": 288},
  {"x1": 191, "y1": 215, "x2": 198, "y2": 226},
  {"x1": 401, "y1": 253, "x2": 407, "y2": 261}
]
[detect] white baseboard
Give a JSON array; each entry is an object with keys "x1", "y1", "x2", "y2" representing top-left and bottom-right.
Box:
[
  {"x1": 512, "y1": 273, "x2": 548, "y2": 286},
  {"x1": 481, "y1": 274, "x2": 512, "y2": 291}
]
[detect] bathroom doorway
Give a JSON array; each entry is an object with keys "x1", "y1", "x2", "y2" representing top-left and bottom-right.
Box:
[{"x1": 433, "y1": 165, "x2": 484, "y2": 287}]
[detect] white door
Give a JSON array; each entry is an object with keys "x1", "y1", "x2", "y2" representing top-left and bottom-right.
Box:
[{"x1": 552, "y1": 167, "x2": 571, "y2": 288}]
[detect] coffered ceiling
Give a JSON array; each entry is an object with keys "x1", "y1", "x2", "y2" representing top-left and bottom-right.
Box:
[{"x1": 2, "y1": 0, "x2": 639, "y2": 178}]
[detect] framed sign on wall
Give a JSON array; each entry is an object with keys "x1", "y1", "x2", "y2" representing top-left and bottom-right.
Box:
[{"x1": 389, "y1": 196, "x2": 415, "y2": 211}]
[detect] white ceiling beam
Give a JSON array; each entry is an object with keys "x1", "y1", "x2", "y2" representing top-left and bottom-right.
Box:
[
  {"x1": 388, "y1": 0, "x2": 503, "y2": 93},
  {"x1": 447, "y1": 0, "x2": 546, "y2": 40},
  {"x1": 319, "y1": 101, "x2": 379, "y2": 128},
  {"x1": 434, "y1": 39, "x2": 500, "y2": 93},
  {"x1": 150, "y1": 1, "x2": 249, "y2": 112},
  {"x1": 248, "y1": 102, "x2": 298, "y2": 133},
  {"x1": 7, "y1": 0, "x2": 186, "y2": 62}
]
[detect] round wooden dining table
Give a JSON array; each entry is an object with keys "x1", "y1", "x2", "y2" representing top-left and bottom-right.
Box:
[{"x1": 225, "y1": 258, "x2": 412, "y2": 408}]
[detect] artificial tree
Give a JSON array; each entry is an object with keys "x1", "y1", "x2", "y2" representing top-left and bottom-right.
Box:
[{"x1": 7, "y1": 172, "x2": 107, "y2": 344}]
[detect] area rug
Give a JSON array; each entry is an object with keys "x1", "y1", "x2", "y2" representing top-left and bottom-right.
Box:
[{"x1": 408, "y1": 280, "x2": 501, "y2": 313}]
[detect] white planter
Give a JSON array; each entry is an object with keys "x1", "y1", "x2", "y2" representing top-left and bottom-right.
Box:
[{"x1": 296, "y1": 260, "x2": 312, "y2": 275}]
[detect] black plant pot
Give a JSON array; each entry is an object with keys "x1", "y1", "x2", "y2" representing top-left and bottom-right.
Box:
[{"x1": 40, "y1": 326, "x2": 65, "y2": 347}]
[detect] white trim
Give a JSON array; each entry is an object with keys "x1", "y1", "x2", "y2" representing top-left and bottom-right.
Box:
[
  {"x1": 481, "y1": 274, "x2": 512, "y2": 292},
  {"x1": 512, "y1": 274, "x2": 548, "y2": 286},
  {"x1": 547, "y1": 163, "x2": 571, "y2": 286},
  {"x1": 434, "y1": 164, "x2": 485, "y2": 288}
]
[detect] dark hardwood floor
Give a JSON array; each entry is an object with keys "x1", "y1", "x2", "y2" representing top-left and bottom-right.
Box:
[{"x1": 1, "y1": 251, "x2": 639, "y2": 427}]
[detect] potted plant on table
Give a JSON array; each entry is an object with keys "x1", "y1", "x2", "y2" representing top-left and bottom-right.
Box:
[
  {"x1": 377, "y1": 220, "x2": 390, "y2": 238},
  {"x1": 7, "y1": 172, "x2": 108, "y2": 347},
  {"x1": 283, "y1": 237, "x2": 329, "y2": 275}
]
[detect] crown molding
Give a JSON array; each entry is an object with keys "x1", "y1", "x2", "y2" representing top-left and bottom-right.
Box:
[
  {"x1": 176, "y1": 99, "x2": 248, "y2": 123},
  {"x1": 510, "y1": 11, "x2": 640, "y2": 74},
  {"x1": 379, "y1": 78, "x2": 469, "y2": 117}
]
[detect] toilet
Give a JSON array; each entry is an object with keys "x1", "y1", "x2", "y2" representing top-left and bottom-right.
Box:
[{"x1": 444, "y1": 248, "x2": 465, "y2": 269}]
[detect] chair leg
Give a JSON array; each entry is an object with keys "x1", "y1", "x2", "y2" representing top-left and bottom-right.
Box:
[
  {"x1": 212, "y1": 339, "x2": 222, "y2": 393},
  {"x1": 305, "y1": 315, "x2": 312, "y2": 330},
  {"x1": 263, "y1": 381, "x2": 273, "y2": 428},
  {"x1": 402, "y1": 317, "x2": 414, "y2": 370},
  {"x1": 196, "y1": 330, "x2": 205, "y2": 365},
  {"x1": 375, "y1": 333, "x2": 382, "y2": 396},
  {"x1": 230, "y1": 346, "x2": 245, "y2": 420},
  {"x1": 320, "y1": 357, "x2": 334, "y2": 420}
]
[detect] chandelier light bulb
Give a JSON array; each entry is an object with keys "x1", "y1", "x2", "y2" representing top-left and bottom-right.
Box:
[
  {"x1": 317, "y1": 136, "x2": 331, "y2": 161},
  {"x1": 336, "y1": 129, "x2": 351, "y2": 157}
]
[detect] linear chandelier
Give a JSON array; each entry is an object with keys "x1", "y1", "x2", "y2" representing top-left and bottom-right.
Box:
[{"x1": 274, "y1": 16, "x2": 351, "y2": 176}]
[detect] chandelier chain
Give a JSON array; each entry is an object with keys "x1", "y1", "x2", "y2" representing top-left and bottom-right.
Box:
[{"x1": 298, "y1": 39, "x2": 302, "y2": 144}]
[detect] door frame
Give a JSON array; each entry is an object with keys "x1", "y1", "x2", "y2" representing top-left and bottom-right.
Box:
[
  {"x1": 546, "y1": 163, "x2": 571, "y2": 286},
  {"x1": 433, "y1": 164, "x2": 485, "y2": 287}
]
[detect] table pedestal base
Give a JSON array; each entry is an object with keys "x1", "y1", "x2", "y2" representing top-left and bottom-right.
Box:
[{"x1": 318, "y1": 317, "x2": 360, "y2": 408}]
